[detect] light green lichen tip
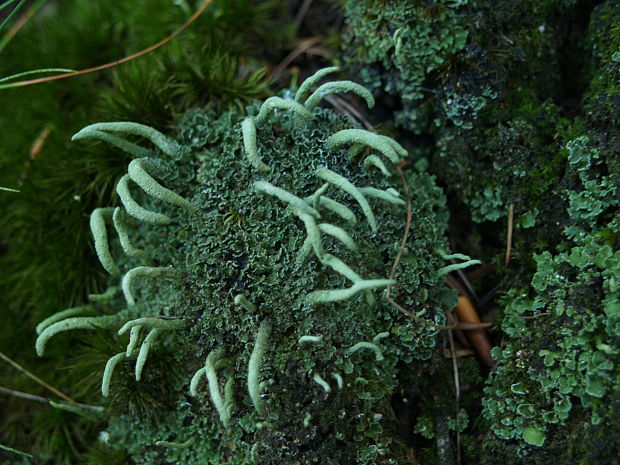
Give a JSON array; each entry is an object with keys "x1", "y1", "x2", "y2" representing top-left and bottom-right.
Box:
[
  {"x1": 112, "y1": 208, "x2": 148, "y2": 261},
  {"x1": 348, "y1": 342, "x2": 384, "y2": 361},
  {"x1": 304, "y1": 80, "x2": 375, "y2": 111},
  {"x1": 71, "y1": 128, "x2": 152, "y2": 158},
  {"x1": 35, "y1": 305, "x2": 94, "y2": 335},
  {"x1": 128, "y1": 158, "x2": 195, "y2": 212},
  {"x1": 327, "y1": 129, "x2": 402, "y2": 164},
  {"x1": 72, "y1": 121, "x2": 182, "y2": 157},
  {"x1": 315, "y1": 166, "x2": 378, "y2": 233},
  {"x1": 102, "y1": 350, "x2": 139, "y2": 397},
  {"x1": 255, "y1": 96, "x2": 313, "y2": 124},
  {"x1": 121, "y1": 266, "x2": 179, "y2": 307},
  {"x1": 36, "y1": 314, "x2": 124, "y2": 356},
  {"x1": 90, "y1": 207, "x2": 121, "y2": 276},
  {"x1": 253, "y1": 181, "x2": 320, "y2": 218},
  {"x1": 248, "y1": 320, "x2": 271, "y2": 416},
  {"x1": 312, "y1": 372, "x2": 332, "y2": 393},
  {"x1": 294, "y1": 66, "x2": 340, "y2": 103},
  {"x1": 306, "y1": 279, "x2": 395, "y2": 304},
  {"x1": 116, "y1": 174, "x2": 172, "y2": 225},
  {"x1": 241, "y1": 117, "x2": 271, "y2": 172}
]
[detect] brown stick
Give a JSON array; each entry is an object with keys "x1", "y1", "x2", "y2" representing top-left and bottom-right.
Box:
[
  {"x1": 454, "y1": 296, "x2": 494, "y2": 366},
  {"x1": 505, "y1": 203, "x2": 514, "y2": 265}
]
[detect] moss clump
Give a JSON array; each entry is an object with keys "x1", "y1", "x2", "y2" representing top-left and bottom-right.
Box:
[
  {"x1": 342, "y1": 0, "x2": 617, "y2": 236},
  {"x1": 480, "y1": 133, "x2": 618, "y2": 461},
  {"x1": 35, "y1": 70, "x2": 455, "y2": 464}
]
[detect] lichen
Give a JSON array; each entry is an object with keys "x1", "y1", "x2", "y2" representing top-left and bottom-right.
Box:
[{"x1": 35, "y1": 70, "x2": 454, "y2": 464}]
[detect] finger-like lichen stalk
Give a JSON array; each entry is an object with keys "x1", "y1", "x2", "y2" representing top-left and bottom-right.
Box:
[
  {"x1": 116, "y1": 174, "x2": 172, "y2": 225},
  {"x1": 135, "y1": 328, "x2": 160, "y2": 381},
  {"x1": 194, "y1": 348, "x2": 235, "y2": 427},
  {"x1": 36, "y1": 314, "x2": 126, "y2": 356},
  {"x1": 121, "y1": 266, "x2": 180, "y2": 307},
  {"x1": 312, "y1": 372, "x2": 332, "y2": 393},
  {"x1": 362, "y1": 155, "x2": 391, "y2": 177},
  {"x1": 298, "y1": 335, "x2": 323, "y2": 344},
  {"x1": 155, "y1": 437, "x2": 196, "y2": 449},
  {"x1": 359, "y1": 187, "x2": 405, "y2": 205},
  {"x1": 117, "y1": 316, "x2": 188, "y2": 335},
  {"x1": 441, "y1": 252, "x2": 474, "y2": 261},
  {"x1": 331, "y1": 373, "x2": 344, "y2": 389},
  {"x1": 35, "y1": 305, "x2": 94, "y2": 335},
  {"x1": 327, "y1": 129, "x2": 403, "y2": 164},
  {"x1": 128, "y1": 158, "x2": 195, "y2": 212},
  {"x1": 255, "y1": 97, "x2": 313, "y2": 125},
  {"x1": 234, "y1": 294, "x2": 256, "y2": 312},
  {"x1": 294, "y1": 66, "x2": 339, "y2": 103},
  {"x1": 253, "y1": 181, "x2": 320, "y2": 218},
  {"x1": 126, "y1": 325, "x2": 142, "y2": 356},
  {"x1": 321, "y1": 254, "x2": 375, "y2": 306},
  {"x1": 304, "y1": 81, "x2": 375, "y2": 111},
  {"x1": 348, "y1": 342, "x2": 384, "y2": 361},
  {"x1": 112, "y1": 208, "x2": 148, "y2": 260},
  {"x1": 241, "y1": 117, "x2": 271, "y2": 172},
  {"x1": 248, "y1": 320, "x2": 271, "y2": 416},
  {"x1": 294, "y1": 209, "x2": 324, "y2": 260},
  {"x1": 438, "y1": 258, "x2": 482, "y2": 276},
  {"x1": 306, "y1": 193, "x2": 358, "y2": 225},
  {"x1": 71, "y1": 129, "x2": 152, "y2": 158},
  {"x1": 72, "y1": 122, "x2": 182, "y2": 157},
  {"x1": 101, "y1": 350, "x2": 139, "y2": 397},
  {"x1": 306, "y1": 279, "x2": 395, "y2": 304},
  {"x1": 315, "y1": 166, "x2": 378, "y2": 233},
  {"x1": 90, "y1": 207, "x2": 121, "y2": 276},
  {"x1": 88, "y1": 286, "x2": 119, "y2": 303},
  {"x1": 318, "y1": 223, "x2": 358, "y2": 252}
]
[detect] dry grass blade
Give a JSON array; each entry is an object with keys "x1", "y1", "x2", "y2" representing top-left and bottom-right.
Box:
[{"x1": 0, "y1": 0, "x2": 213, "y2": 89}]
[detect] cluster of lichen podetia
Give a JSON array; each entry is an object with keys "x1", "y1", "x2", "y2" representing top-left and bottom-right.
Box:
[{"x1": 33, "y1": 68, "x2": 437, "y2": 454}]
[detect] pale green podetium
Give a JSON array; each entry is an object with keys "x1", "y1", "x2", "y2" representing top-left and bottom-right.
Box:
[
  {"x1": 121, "y1": 266, "x2": 180, "y2": 307},
  {"x1": 248, "y1": 320, "x2": 271, "y2": 416}
]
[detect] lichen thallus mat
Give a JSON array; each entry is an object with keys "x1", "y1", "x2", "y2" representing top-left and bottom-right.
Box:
[{"x1": 33, "y1": 67, "x2": 470, "y2": 459}]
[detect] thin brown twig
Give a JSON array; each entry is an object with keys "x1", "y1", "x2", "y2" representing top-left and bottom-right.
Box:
[
  {"x1": 271, "y1": 37, "x2": 322, "y2": 79},
  {"x1": 386, "y1": 165, "x2": 459, "y2": 331},
  {"x1": 0, "y1": 351, "x2": 76, "y2": 403},
  {"x1": 505, "y1": 203, "x2": 514, "y2": 265},
  {"x1": 445, "y1": 312, "x2": 461, "y2": 465},
  {"x1": 325, "y1": 94, "x2": 374, "y2": 130},
  {"x1": 3, "y1": 0, "x2": 213, "y2": 88},
  {"x1": 0, "y1": 386, "x2": 103, "y2": 412}
]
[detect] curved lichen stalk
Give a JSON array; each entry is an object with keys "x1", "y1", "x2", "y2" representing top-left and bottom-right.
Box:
[
  {"x1": 241, "y1": 117, "x2": 271, "y2": 172},
  {"x1": 72, "y1": 122, "x2": 182, "y2": 158},
  {"x1": 327, "y1": 129, "x2": 404, "y2": 164},
  {"x1": 128, "y1": 158, "x2": 195, "y2": 212},
  {"x1": 253, "y1": 181, "x2": 320, "y2": 218},
  {"x1": 294, "y1": 66, "x2": 339, "y2": 103},
  {"x1": 315, "y1": 166, "x2": 378, "y2": 233},
  {"x1": 255, "y1": 96, "x2": 313, "y2": 125},
  {"x1": 190, "y1": 348, "x2": 235, "y2": 427},
  {"x1": 102, "y1": 350, "x2": 139, "y2": 397},
  {"x1": 304, "y1": 81, "x2": 375, "y2": 111},
  {"x1": 72, "y1": 128, "x2": 153, "y2": 158},
  {"x1": 36, "y1": 313, "x2": 127, "y2": 356},
  {"x1": 112, "y1": 208, "x2": 148, "y2": 261},
  {"x1": 362, "y1": 155, "x2": 391, "y2": 177},
  {"x1": 248, "y1": 320, "x2": 271, "y2": 416},
  {"x1": 90, "y1": 207, "x2": 121, "y2": 276},
  {"x1": 121, "y1": 266, "x2": 180, "y2": 307},
  {"x1": 116, "y1": 174, "x2": 173, "y2": 225},
  {"x1": 306, "y1": 279, "x2": 394, "y2": 304}
]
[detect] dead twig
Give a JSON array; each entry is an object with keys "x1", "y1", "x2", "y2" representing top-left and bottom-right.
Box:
[
  {"x1": 0, "y1": 351, "x2": 76, "y2": 403},
  {"x1": 1, "y1": 0, "x2": 213, "y2": 88},
  {"x1": 0, "y1": 386, "x2": 103, "y2": 412},
  {"x1": 505, "y1": 203, "x2": 514, "y2": 265}
]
